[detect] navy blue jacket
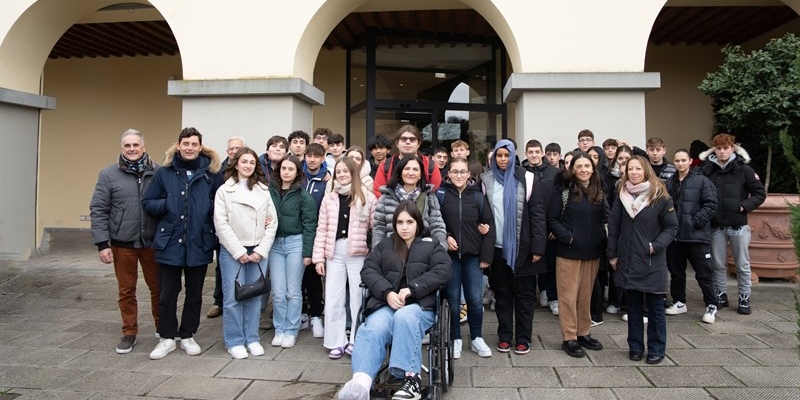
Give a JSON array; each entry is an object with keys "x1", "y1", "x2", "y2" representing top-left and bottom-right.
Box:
[{"x1": 142, "y1": 145, "x2": 222, "y2": 267}]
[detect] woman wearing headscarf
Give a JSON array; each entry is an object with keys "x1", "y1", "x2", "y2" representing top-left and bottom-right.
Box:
[{"x1": 480, "y1": 140, "x2": 545, "y2": 355}]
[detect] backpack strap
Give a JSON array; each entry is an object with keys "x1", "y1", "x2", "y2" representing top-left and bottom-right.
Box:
[
  {"x1": 383, "y1": 156, "x2": 393, "y2": 175},
  {"x1": 434, "y1": 187, "x2": 446, "y2": 207},
  {"x1": 473, "y1": 190, "x2": 484, "y2": 216}
]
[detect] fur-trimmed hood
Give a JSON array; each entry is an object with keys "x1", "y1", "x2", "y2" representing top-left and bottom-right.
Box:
[
  {"x1": 162, "y1": 143, "x2": 222, "y2": 174},
  {"x1": 698, "y1": 144, "x2": 751, "y2": 164}
]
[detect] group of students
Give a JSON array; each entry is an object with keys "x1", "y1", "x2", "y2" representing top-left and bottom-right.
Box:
[{"x1": 93, "y1": 123, "x2": 764, "y2": 400}]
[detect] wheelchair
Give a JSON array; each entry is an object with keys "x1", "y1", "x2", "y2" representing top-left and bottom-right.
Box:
[{"x1": 354, "y1": 283, "x2": 454, "y2": 400}]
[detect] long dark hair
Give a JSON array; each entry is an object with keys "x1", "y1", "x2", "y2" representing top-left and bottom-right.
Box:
[
  {"x1": 566, "y1": 152, "x2": 604, "y2": 205},
  {"x1": 224, "y1": 147, "x2": 266, "y2": 189},
  {"x1": 270, "y1": 154, "x2": 304, "y2": 188},
  {"x1": 391, "y1": 201, "x2": 425, "y2": 265},
  {"x1": 387, "y1": 155, "x2": 427, "y2": 189}
]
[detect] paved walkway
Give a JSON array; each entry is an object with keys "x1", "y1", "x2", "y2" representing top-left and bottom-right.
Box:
[{"x1": 0, "y1": 230, "x2": 798, "y2": 400}]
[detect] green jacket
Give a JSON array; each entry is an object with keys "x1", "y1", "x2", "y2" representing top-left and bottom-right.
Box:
[{"x1": 269, "y1": 183, "x2": 318, "y2": 257}]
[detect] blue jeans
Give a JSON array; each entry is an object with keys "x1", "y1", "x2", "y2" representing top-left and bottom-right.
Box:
[
  {"x1": 352, "y1": 304, "x2": 434, "y2": 379},
  {"x1": 219, "y1": 247, "x2": 265, "y2": 348},
  {"x1": 445, "y1": 254, "x2": 484, "y2": 340},
  {"x1": 626, "y1": 289, "x2": 667, "y2": 357},
  {"x1": 268, "y1": 234, "x2": 304, "y2": 337},
  {"x1": 711, "y1": 226, "x2": 752, "y2": 297}
]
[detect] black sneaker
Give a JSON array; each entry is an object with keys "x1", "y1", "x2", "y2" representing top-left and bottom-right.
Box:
[
  {"x1": 392, "y1": 374, "x2": 422, "y2": 400},
  {"x1": 717, "y1": 292, "x2": 729, "y2": 308},
  {"x1": 115, "y1": 335, "x2": 136, "y2": 354},
  {"x1": 737, "y1": 294, "x2": 751, "y2": 315}
]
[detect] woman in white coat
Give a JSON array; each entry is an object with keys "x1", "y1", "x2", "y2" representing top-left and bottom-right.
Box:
[{"x1": 214, "y1": 147, "x2": 278, "y2": 359}]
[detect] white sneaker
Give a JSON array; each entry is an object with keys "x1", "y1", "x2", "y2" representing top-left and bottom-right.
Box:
[
  {"x1": 620, "y1": 314, "x2": 648, "y2": 324},
  {"x1": 247, "y1": 342, "x2": 265, "y2": 356},
  {"x1": 149, "y1": 338, "x2": 176, "y2": 360},
  {"x1": 271, "y1": 333, "x2": 285, "y2": 347},
  {"x1": 665, "y1": 301, "x2": 688, "y2": 315},
  {"x1": 180, "y1": 337, "x2": 202, "y2": 356},
  {"x1": 227, "y1": 345, "x2": 248, "y2": 359},
  {"x1": 591, "y1": 320, "x2": 604, "y2": 327},
  {"x1": 311, "y1": 317, "x2": 324, "y2": 338},
  {"x1": 471, "y1": 337, "x2": 492, "y2": 357},
  {"x1": 702, "y1": 305, "x2": 717, "y2": 324},
  {"x1": 539, "y1": 290, "x2": 548, "y2": 307},
  {"x1": 453, "y1": 339, "x2": 462, "y2": 359},
  {"x1": 606, "y1": 305, "x2": 621, "y2": 314},
  {"x1": 299, "y1": 313, "x2": 310, "y2": 330},
  {"x1": 548, "y1": 300, "x2": 559, "y2": 316},
  {"x1": 281, "y1": 335, "x2": 297, "y2": 348}
]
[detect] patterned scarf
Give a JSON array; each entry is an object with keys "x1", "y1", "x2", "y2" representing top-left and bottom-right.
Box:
[
  {"x1": 620, "y1": 181, "x2": 651, "y2": 218},
  {"x1": 395, "y1": 185, "x2": 421, "y2": 203},
  {"x1": 119, "y1": 153, "x2": 150, "y2": 175}
]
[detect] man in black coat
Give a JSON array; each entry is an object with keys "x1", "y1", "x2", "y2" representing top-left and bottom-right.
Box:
[{"x1": 699, "y1": 133, "x2": 766, "y2": 315}]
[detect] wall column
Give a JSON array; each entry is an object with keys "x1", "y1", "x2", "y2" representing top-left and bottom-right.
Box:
[
  {"x1": 504, "y1": 73, "x2": 660, "y2": 149},
  {"x1": 167, "y1": 78, "x2": 324, "y2": 153},
  {"x1": 0, "y1": 87, "x2": 56, "y2": 260}
]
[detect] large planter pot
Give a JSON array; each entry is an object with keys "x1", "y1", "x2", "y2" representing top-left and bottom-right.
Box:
[{"x1": 728, "y1": 193, "x2": 800, "y2": 281}]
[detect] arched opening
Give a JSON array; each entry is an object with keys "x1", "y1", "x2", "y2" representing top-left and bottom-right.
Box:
[
  {"x1": 1, "y1": 1, "x2": 183, "y2": 250},
  {"x1": 644, "y1": 3, "x2": 800, "y2": 154},
  {"x1": 308, "y1": 6, "x2": 516, "y2": 159}
]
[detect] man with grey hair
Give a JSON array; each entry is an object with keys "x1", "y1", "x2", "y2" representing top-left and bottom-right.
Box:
[
  {"x1": 207, "y1": 136, "x2": 246, "y2": 319},
  {"x1": 90, "y1": 129, "x2": 161, "y2": 354}
]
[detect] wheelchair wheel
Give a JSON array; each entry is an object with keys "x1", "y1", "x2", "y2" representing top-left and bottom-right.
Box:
[{"x1": 436, "y1": 298, "x2": 454, "y2": 393}]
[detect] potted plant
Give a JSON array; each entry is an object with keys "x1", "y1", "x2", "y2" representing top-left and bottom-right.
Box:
[{"x1": 698, "y1": 33, "x2": 800, "y2": 281}]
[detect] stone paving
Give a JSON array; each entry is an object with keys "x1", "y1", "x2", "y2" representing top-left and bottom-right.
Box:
[{"x1": 0, "y1": 230, "x2": 798, "y2": 400}]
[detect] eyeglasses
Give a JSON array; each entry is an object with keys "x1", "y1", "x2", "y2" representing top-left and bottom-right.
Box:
[
  {"x1": 398, "y1": 136, "x2": 418, "y2": 143},
  {"x1": 449, "y1": 169, "x2": 469, "y2": 176},
  {"x1": 578, "y1": 138, "x2": 593, "y2": 143}
]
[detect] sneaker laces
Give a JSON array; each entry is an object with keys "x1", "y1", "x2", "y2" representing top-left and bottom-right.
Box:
[{"x1": 397, "y1": 375, "x2": 420, "y2": 396}]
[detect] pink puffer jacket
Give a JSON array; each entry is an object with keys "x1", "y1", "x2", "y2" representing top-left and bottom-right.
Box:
[{"x1": 312, "y1": 188, "x2": 377, "y2": 263}]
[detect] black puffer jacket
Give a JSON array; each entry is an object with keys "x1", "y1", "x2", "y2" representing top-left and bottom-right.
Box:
[
  {"x1": 438, "y1": 180, "x2": 496, "y2": 264},
  {"x1": 361, "y1": 235, "x2": 452, "y2": 316},
  {"x1": 698, "y1": 146, "x2": 766, "y2": 228},
  {"x1": 666, "y1": 168, "x2": 717, "y2": 243},
  {"x1": 607, "y1": 196, "x2": 678, "y2": 293}
]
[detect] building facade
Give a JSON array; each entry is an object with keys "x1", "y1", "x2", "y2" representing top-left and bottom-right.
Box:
[{"x1": 1, "y1": 0, "x2": 799, "y2": 259}]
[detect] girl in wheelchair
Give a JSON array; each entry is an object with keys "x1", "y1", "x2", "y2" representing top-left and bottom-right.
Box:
[{"x1": 338, "y1": 201, "x2": 451, "y2": 400}]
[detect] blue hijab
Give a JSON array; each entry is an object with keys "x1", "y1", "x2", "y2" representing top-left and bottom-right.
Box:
[{"x1": 490, "y1": 140, "x2": 519, "y2": 270}]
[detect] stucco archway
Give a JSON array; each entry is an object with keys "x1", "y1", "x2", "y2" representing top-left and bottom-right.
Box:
[{"x1": 292, "y1": 0, "x2": 522, "y2": 84}]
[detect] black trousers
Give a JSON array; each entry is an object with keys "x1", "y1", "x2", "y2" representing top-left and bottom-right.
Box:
[
  {"x1": 488, "y1": 248, "x2": 536, "y2": 345},
  {"x1": 302, "y1": 264, "x2": 324, "y2": 317},
  {"x1": 666, "y1": 242, "x2": 718, "y2": 307},
  {"x1": 157, "y1": 263, "x2": 208, "y2": 339}
]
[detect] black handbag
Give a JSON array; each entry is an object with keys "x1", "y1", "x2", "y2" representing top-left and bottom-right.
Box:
[{"x1": 234, "y1": 262, "x2": 269, "y2": 302}]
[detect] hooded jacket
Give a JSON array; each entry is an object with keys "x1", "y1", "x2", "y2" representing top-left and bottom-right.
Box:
[
  {"x1": 438, "y1": 179, "x2": 496, "y2": 264},
  {"x1": 698, "y1": 145, "x2": 766, "y2": 228},
  {"x1": 90, "y1": 154, "x2": 160, "y2": 250},
  {"x1": 302, "y1": 161, "x2": 332, "y2": 211},
  {"x1": 142, "y1": 144, "x2": 222, "y2": 267},
  {"x1": 665, "y1": 168, "x2": 718, "y2": 243},
  {"x1": 312, "y1": 187, "x2": 377, "y2": 262}
]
